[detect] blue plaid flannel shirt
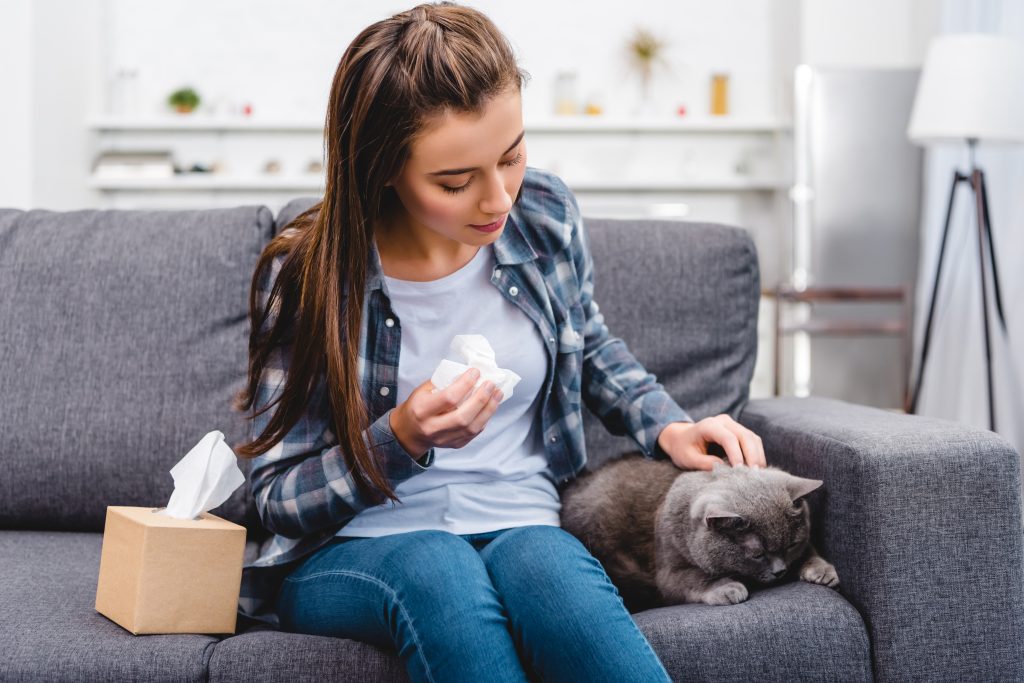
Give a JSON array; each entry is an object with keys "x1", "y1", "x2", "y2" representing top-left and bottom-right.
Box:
[{"x1": 238, "y1": 166, "x2": 693, "y2": 628}]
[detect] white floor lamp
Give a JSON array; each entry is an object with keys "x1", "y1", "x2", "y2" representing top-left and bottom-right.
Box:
[{"x1": 906, "y1": 33, "x2": 1024, "y2": 432}]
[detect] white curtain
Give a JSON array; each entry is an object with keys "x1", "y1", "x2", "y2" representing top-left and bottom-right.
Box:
[{"x1": 913, "y1": 0, "x2": 1024, "y2": 453}]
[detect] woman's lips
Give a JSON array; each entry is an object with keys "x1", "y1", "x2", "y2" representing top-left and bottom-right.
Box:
[{"x1": 469, "y1": 215, "x2": 507, "y2": 233}]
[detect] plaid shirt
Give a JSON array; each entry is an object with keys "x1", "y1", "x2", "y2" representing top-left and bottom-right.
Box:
[{"x1": 238, "y1": 166, "x2": 692, "y2": 628}]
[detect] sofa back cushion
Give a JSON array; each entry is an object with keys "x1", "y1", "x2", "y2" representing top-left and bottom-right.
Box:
[
  {"x1": 274, "y1": 198, "x2": 760, "y2": 473},
  {"x1": 0, "y1": 206, "x2": 273, "y2": 532}
]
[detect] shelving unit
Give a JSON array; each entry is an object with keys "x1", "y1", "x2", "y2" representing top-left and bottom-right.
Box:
[
  {"x1": 87, "y1": 175, "x2": 784, "y2": 193},
  {"x1": 88, "y1": 114, "x2": 789, "y2": 133},
  {"x1": 86, "y1": 115, "x2": 792, "y2": 201}
]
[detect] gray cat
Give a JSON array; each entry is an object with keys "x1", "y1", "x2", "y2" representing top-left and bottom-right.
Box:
[{"x1": 560, "y1": 452, "x2": 840, "y2": 611}]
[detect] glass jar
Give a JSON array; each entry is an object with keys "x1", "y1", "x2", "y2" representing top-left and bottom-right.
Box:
[
  {"x1": 710, "y1": 72, "x2": 729, "y2": 116},
  {"x1": 554, "y1": 71, "x2": 579, "y2": 116}
]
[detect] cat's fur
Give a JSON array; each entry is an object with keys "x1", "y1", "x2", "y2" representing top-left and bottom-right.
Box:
[{"x1": 560, "y1": 452, "x2": 839, "y2": 611}]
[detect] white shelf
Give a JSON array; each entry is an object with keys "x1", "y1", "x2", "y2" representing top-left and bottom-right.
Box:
[
  {"x1": 526, "y1": 116, "x2": 790, "y2": 133},
  {"x1": 88, "y1": 175, "x2": 325, "y2": 191},
  {"x1": 571, "y1": 177, "x2": 785, "y2": 191},
  {"x1": 88, "y1": 174, "x2": 782, "y2": 192},
  {"x1": 89, "y1": 116, "x2": 323, "y2": 132},
  {"x1": 88, "y1": 115, "x2": 791, "y2": 134}
]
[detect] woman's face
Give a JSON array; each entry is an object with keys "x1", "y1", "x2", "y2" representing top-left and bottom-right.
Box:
[{"x1": 383, "y1": 87, "x2": 527, "y2": 255}]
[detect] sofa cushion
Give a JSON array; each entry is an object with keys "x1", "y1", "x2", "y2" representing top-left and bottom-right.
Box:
[
  {"x1": 633, "y1": 581, "x2": 872, "y2": 682},
  {"x1": 208, "y1": 627, "x2": 408, "y2": 682},
  {"x1": 210, "y1": 580, "x2": 869, "y2": 683},
  {"x1": 0, "y1": 206, "x2": 273, "y2": 531},
  {"x1": 274, "y1": 198, "x2": 760, "y2": 471},
  {"x1": 579, "y1": 217, "x2": 760, "y2": 468},
  {"x1": 0, "y1": 530, "x2": 220, "y2": 682}
]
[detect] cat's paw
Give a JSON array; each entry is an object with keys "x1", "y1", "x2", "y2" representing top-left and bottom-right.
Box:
[
  {"x1": 700, "y1": 578, "x2": 748, "y2": 605},
  {"x1": 800, "y1": 557, "x2": 840, "y2": 588}
]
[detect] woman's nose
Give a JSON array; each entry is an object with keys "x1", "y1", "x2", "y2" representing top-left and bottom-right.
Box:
[{"x1": 480, "y1": 171, "x2": 513, "y2": 215}]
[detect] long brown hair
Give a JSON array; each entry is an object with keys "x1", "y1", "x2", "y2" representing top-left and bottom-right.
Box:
[{"x1": 232, "y1": 2, "x2": 531, "y2": 508}]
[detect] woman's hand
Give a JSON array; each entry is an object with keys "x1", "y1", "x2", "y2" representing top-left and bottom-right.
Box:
[
  {"x1": 657, "y1": 415, "x2": 766, "y2": 471},
  {"x1": 390, "y1": 367, "x2": 503, "y2": 458}
]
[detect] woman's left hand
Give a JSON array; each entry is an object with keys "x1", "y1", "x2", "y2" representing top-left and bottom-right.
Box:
[{"x1": 657, "y1": 415, "x2": 767, "y2": 471}]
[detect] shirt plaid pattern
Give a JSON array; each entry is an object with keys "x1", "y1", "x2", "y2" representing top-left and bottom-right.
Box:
[{"x1": 238, "y1": 166, "x2": 693, "y2": 627}]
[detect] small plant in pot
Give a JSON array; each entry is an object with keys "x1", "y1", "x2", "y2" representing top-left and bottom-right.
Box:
[
  {"x1": 168, "y1": 87, "x2": 201, "y2": 114},
  {"x1": 625, "y1": 27, "x2": 671, "y2": 116}
]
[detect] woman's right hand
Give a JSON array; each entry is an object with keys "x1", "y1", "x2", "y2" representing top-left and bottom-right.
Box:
[{"x1": 389, "y1": 367, "x2": 503, "y2": 458}]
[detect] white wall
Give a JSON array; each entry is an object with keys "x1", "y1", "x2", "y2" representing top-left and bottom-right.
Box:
[
  {"x1": 32, "y1": 0, "x2": 105, "y2": 210},
  {"x1": 800, "y1": 0, "x2": 941, "y2": 67},
  {"x1": 99, "y1": 0, "x2": 790, "y2": 123},
  {"x1": 0, "y1": 0, "x2": 34, "y2": 209}
]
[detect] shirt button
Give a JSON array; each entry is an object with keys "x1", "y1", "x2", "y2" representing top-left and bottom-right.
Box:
[
  {"x1": 494, "y1": 268, "x2": 501, "y2": 278},
  {"x1": 550, "y1": 436, "x2": 558, "y2": 442},
  {"x1": 548, "y1": 336, "x2": 555, "y2": 343},
  {"x1": 509, "y1": 286, "x2": 519, "y2": 296},
  {"x1": 379, "y1": 386, "x2": 390, "y2": 396},
  {"x1": 385, "y1": 318, "x2": 395, "y2": 327}
]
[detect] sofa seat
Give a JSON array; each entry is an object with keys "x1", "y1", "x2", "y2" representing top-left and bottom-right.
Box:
[
  {"x1": 210, "y1": 580, "x2": 871, "y2": 682},
  {"x1": 0, "y1": 529, "x2": 872, "y2": 682},
  {"x1": 0, "y1": 530, "x2": 219, "y2": 683}
]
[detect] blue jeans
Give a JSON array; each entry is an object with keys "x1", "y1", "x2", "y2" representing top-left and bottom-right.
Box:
[{"x1": 275, "y1": 524, "x2": 673, "y2": 683}]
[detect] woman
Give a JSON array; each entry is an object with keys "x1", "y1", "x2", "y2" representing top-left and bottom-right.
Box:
[{"x1": 233, "y1": 3, "x2": 766, "y2": 681}]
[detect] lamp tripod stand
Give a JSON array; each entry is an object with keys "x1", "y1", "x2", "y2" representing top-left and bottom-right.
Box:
[{"x1": 908, "y1": 140, "x2": 1007, "y2": 431}]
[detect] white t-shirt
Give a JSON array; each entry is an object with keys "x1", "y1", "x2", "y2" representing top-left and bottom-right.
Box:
[{"x1": 336, "y1": 243, "x2": 561, "y2": 537}]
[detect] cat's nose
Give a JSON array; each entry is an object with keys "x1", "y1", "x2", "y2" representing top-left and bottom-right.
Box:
[{"x1": 772, "y1": 567, "x2": 787, "y2": 578}]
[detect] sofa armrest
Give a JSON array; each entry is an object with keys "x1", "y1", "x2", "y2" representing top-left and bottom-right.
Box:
[{"x1": 739, "y1": 396, "x2": 1024, "y2": 683}]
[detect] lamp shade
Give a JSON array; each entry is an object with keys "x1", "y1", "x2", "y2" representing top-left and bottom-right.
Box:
[{"x1": 907, "y1": 33, "x2": 1024, "y2": 144}]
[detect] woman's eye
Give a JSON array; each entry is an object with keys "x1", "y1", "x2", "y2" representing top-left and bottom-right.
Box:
[
  {"x1": 503, "y1": 150, "x2": 523, "y2": 167},
  {"x1": 440, "y1": 151, "x2": 524, "y2": 195}
]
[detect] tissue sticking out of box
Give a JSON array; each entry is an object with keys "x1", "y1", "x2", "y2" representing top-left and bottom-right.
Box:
[
  {"x1": 159, "y1": 430, "x2": 245, "y2": 520},
  {"x1": 429, "y1": 334, "x2": 521, "y2": 405}
]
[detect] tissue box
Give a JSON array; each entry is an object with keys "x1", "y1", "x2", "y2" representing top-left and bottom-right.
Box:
[{"x1": 94, "y1": 506, "x2": 246, "y2": 635}]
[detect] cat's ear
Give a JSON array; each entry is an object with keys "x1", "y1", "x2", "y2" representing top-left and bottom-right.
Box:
[
  {"x1": 704, "y1": 506, "x2": 748, "y2": 533},
  {"x1": 784, "y1": 475, "x2": 823, "y2": 502}
]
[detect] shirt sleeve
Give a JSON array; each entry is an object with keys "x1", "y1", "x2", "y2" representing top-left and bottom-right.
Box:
[
  {"x1": 563, "y1": 187, "x2": 694, "y2": 459},
  {"x1": 247, "y1": 252, "x2": 435, "y2": 540}
]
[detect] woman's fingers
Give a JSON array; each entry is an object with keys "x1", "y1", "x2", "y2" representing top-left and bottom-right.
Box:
[
  {"x1": 701, "y1": 416, "x2": 766, "y2": 468},
  {"x1": 702, "y1": 420, "x2": 744, "y2": 466},
  {"x1": 425, "y1": 368, "x2": 480, "y2": 415},
  {"x1": 466, "y1": 383, "x2": 503, "y2": 434}
]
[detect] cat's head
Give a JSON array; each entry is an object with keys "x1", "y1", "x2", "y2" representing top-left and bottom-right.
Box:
[{"x1": 675, "y1": 462, "x2": 822, "y2": 584}]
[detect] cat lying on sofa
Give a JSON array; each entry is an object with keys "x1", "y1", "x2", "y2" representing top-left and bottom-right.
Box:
[{"x1": 560, "y1": 454, "x2": 840, "y2": 612}]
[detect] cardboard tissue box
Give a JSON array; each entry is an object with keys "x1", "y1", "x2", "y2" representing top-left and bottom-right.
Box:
[{"x1": 95, "y1": 430, "x2": 247, "y2": 635}]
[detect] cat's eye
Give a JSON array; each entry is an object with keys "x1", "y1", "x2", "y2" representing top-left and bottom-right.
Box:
[{"x1": 752, "y1": 552, "x2": 765, "y2": 560}]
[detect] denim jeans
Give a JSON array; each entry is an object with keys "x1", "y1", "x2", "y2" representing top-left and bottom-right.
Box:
[{"x1": 275, "y1": 524, "x2": 673, "y2": 683}]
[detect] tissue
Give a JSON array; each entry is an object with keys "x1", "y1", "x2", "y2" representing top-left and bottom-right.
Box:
[
  {"x1": 159, "y1": 430, "x2": 246, "y2": 520},
  {"x1": 430, "y1": 334, "x2": 521, "y2": 405}
]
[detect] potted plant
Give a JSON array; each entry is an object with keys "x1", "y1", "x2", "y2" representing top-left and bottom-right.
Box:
[
  {"x1": 625, "y1": 28, "x2": 670, "y2": 115},
  {"x1": 168, "y1": 87, "x2": 201, "y2": 114}
]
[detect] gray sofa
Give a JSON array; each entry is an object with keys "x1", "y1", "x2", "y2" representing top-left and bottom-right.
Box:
[{"x1": 1, "y1": 195, "x2": 1022, "y2": 683}]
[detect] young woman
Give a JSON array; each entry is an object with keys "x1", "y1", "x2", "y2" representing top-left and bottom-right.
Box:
[{"x1": 233, "y1": 3, "x2": 766, "y2": 681}]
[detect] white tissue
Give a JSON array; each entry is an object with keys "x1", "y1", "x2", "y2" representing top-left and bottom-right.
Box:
[
  {"x1": 429, "y1": 334, "x2": 521, "y2": 405},
  {"x1": 158, "y1": 430, "x2": 246, "y2": 521}
]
